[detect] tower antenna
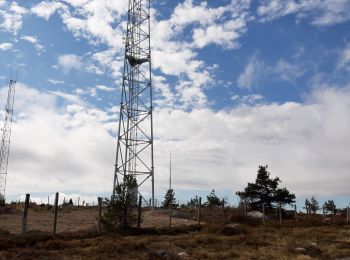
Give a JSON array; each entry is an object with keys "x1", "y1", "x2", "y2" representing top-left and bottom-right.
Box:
[
  {"x1": 0, "y1": 76, "x2": 16, "y2": 202},
  {"x1": 169, "y1": 153, "x2": 172, "y2": 190},
  {"x1": 113, "y1": 0, "x2": 155, "y2": 207}
]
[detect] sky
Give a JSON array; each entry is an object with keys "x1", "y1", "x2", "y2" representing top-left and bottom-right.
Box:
[{"x1": 0, "y1": 0, "x2": 350, "y2": 208}]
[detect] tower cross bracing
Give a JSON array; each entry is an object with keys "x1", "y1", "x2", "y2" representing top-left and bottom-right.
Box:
[
  {"x1": 0, "y1": 79, "x2": 16, "y2": 200},
  {"x1": 113, "y1": 0, "x2": 154, "y2": 206}
]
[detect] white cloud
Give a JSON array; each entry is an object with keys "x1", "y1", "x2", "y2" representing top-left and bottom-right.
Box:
[
  {"x1": 48, "y1": 90, "x2": 85, "y2": 105},
  {"x1": 47, "y1": 78, "x2": 64, "y2": 85},
  {"x1": 237, "y1": 55, "x2": 264, "y2": 89},
  {"x1": 20, "y1": 35, "x2": 45, "y2": 52},
  {"x1": 192, "y1": 20, "x2": 245, "y2": 49},
  {"x1": 95, "y1": 85, "x2": 114, "y2": 92},
  {"x1": 0, "y1": 2, "x2": 27, "y2": 35},
  {"x1": 338, "y1": 45, "x2": 350, "y2": 71},
  {"x1": 0, "y1": 42, "x2": 13, "y2": 51},
  {"x1": 57, "y1": 54, "x2": 82, "y2": 73},
  {"x1": 2, "y1": 83, "x2": 350, "y2": 202},
  {"x1": 3, "y1": 84, "x2": 116, "y2": 198},
  {"x1": 58, "y1": 0, "x2": 127, "y2": 48},
  {"x1": 20, "y1": 35, "x2": 36, "y2": 44},
  {"x1": 231, "y1": 94, "x2": 264, "y2": 105},
  {"x1": 73, "y1": 87, "x2": 98, "y2": 98},
  {"x1": 31, "y1": 1, "x2": 66, "y2": 20},
  {"x1": 154, "y1": 86, "x2": 350, "y2": 198},
  {"x1": 257, "y1": 0, "x2": 350, "y2": 26},
  {"x1": 273, "y1": 59, "x2": 305, "y2": 83},
  {"x1": 237, "y1": 55, "x2": 305, "y2": 89},
  {"x1": 30, "y1": 0, "x2": 253, "y2": 109}
]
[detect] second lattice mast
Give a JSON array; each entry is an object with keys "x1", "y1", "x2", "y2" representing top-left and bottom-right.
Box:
[
  {"x1": 0, "y1": 79, "x2": 16, "y2": 202},
  {"x1": 113, "y1": 0, "x2": 154, "y2": 206}
]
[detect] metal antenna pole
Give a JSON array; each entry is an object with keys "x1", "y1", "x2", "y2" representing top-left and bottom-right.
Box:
[
  {"x1": 113, "y1": 0, "x2": 154, "y2": 207},
  {"x1": 0, "y1": 78, "x2": 16, "y2": 201},
  {"x1": 169, "y1": 153, "x2": 172, "y2": 190}
]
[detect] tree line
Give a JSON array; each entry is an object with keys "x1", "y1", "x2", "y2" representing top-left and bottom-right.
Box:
[{"x1": 104, "y1": 165, "x2": 342, "y2": 229}]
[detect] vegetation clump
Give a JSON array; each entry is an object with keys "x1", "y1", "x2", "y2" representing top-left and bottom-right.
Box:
[
  {"x1": 304, "y1": 196, "x2": 320, "y2": 214},
  {"x1": 206, "y1": 189, "x2": 224, "y2": 207},
  {"x1": 0, "y1": 194, "x2": 5, "y2": 208},
  {"x1": 236, "y1": 165, "x2": 295, "y2": 212},
  {"x1": 103, "y1": 175, "x2": 138, "y2": 230},
  {"x1": 323, "y1": 200, "x2": 336, "y2": 214},
  {"x1": 162, "y1": 188, "x2": 177, "y2": 208}
]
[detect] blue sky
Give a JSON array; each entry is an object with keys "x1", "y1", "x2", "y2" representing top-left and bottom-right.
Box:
[{"x1": 0, "y1": 0, "x2": 350, "y2": 209}]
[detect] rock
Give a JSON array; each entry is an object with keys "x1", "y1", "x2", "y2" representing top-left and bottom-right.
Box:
[
  {"x1": 178, "y1": 252, "x2": 188, "y2": 256},
  {"x1": 310, "y1": 242, "x2": 317, "y2": 246},
  {"x1": 295, "y1": 247, "x2": 306, "y2": 253},
  {"x1": 247, "y1": 211, "x2": 264, "y2": 219}
]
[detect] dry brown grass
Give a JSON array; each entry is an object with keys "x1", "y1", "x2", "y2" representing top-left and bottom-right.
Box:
[{"x1": 0, "y1": 207, "x2": 350, "y2": 259}]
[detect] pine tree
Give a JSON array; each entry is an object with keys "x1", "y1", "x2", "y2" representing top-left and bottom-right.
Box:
[
  {"x1": 103, "y1": 175, "x2": 138, "y2": 230},
  {"x1": 236, "y1": 165, "x2": 295, "y2": 212},
  {"x1": 162, "y1": 189, "x2": 176, "y2": 208},
  {"x1": 0, "y1": 194, "x2": 5, "y2": 207},
  {"x1": 207, "y1": 189, "x2": 222, "y2": 207},
  {"x1": 324, "y1": 200, "x2": 336, "y2": 214}
]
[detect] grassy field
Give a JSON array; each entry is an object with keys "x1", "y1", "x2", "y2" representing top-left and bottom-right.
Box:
[{"x1": 0, "y1": 207, "x2": 350, "y2": 259}]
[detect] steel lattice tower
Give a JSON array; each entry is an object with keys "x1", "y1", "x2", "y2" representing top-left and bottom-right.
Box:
[
  {"x1": 0, "y1": 79, "x2": 16, "y2": 200},
  {"x1": 113, "y1": 0, "x2": 154, "y2": 206}
]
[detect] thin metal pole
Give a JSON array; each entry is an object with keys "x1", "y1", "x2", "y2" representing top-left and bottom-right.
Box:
[
  {"x1": 22, "y1": 194, "x2": 30, "y2": 235},
  {"x1": 169, "y1": 200, "x2": 172, "y2": 228},
  {"x1": 169, "y1": 153, "x2": 172, "y2": 190}
]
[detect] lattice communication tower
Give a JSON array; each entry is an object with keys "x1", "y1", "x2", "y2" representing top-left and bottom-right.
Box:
[
  {"x1": 0, "y1": 79, "x2": 16, "y2": 201},
  {"x1": 113, "y1": 0, "x2": 154, "y2": 206}
]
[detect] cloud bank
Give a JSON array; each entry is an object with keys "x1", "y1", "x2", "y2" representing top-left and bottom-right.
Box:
[{"x1": 2, "y1": 84, "x2": 350, "y2": 202}]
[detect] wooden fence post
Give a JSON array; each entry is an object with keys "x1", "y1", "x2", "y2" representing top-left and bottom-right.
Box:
[
  {"x1": 244, "y1": 200, "x2": 247, "y2": 217},
  {"x1": 295, "y1": 204, "x2": 297, "y2": 223},
  {"x1": 22, "y1": 194, "x2": 30, "y2": 235},
  {"x1": 97, "y1": 197, "x2": 102, "y2": 232},
  {"x1": 197, "y1": 197, "x2": 202, "y2": 225},
  {"x1": 78, "y1": 196, "x2": 80, "y2": 207},
  {"x1": 322, "y1": 206, "x2": 325, "y2": 222},
  {"x1": 262, "y1": 203, "x2": 265, "y2": 225},
  {"x1": 221, "y1": 200, "x2": 225, "y2": 225},
  {"x1": 53, "y1": 192, "x2": 59, "y2": 237},
  {"x1": 347, "y1": 206, "x2": 349, "y2": 224},
  {"x1": 137, "y1": 196, "x2": 142, "y2": 228}
]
